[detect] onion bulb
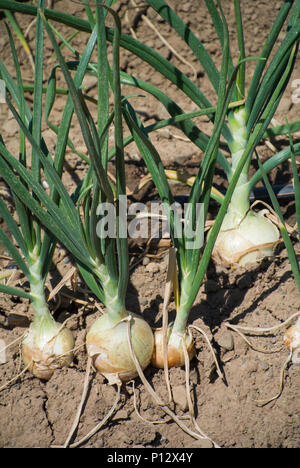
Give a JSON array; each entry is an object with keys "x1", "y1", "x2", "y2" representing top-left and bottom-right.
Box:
[
  {"x1": 212, "y1": 208, "x2": 279, "y2": 266},
  {"x1": 151, "y1": 325, "x2": 195, "y2": 368},
  {"x1": 284, "y1": 317, "x2": 300, "y2": 365},
  {"x1": 86, "y1": 312, "x2": 154, "y2": 384},
  {"x1": 22, "y1": 313, "x2": 74, "y2": 380}
]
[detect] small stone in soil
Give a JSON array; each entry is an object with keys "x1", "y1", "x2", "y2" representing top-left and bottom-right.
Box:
[
  {"x1": 142, "y1": 256, "x2": 150, "y2": 266},
  {"x1": 216, "y1": 331, "x2": 234, "y2": 351}
]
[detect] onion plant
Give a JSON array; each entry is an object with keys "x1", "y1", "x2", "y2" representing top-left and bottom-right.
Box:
[
  {"x1": 119, "y1": 0, "x2": 300, "y2": 266},
  {"x1": 121, "y1": 2, "x2": 260, "y2": 368},
  {"x1": 121, "y1": 0, "x2": 300, "y2": 366},
  {"x1": 0, "y1": 1, "x2": 76, "y2": 380},
  {"x1": 0, "y1": 2, "x2": 154, "y2": 384},
  {"x1": 116, "y1": 0, "x2": 300, "y2": 366}
]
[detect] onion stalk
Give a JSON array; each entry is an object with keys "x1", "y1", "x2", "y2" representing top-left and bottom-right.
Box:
[
  {"x1": 211, "y1": 104, "x2": 280, "y2": 266},
  {"x1": 212, "y1": 4, "x2": 300, "y2": 259},
  {"x1": 76, "y1": 5, "x2": 154, "y2": 383}
]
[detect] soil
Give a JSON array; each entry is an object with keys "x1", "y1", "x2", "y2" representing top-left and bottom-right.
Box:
[{"x1": 0, "y1": 0, "x2": 300, "y2": 449}]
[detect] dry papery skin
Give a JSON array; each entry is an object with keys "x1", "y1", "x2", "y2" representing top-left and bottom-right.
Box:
[
  {"x1": 212, "y1": 209, "x2": 280, "y2": 267},
  {"x1": 151, "y1": 326, "x2": 195, "y2": 369},
  {"x1": 22, "y1": 325, "x2": 75, "y2": 380}
]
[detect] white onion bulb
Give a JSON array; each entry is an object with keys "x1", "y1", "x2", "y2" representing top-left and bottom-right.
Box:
[
  {"x1": 22, "y1": 316, "x2": 74, "y2": 380},
  {"x1": 212, "y1": 209, "x2": 279, "y2": 266},
  {"x1": 86, "y1": 312, "x2": 154, "y2": 384}
]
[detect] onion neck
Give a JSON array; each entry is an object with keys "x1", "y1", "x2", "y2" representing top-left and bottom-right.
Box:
[
  {"x1": 92, "y1": 258, "x2": 127, "y2": 326},
  {"x1": 171, "y1": 269, "x2": 193, "y2": 337},
  {"x1": 227, "y1": 181, "x2": 251, "y2": 223},
  {"x1": 228, "y1": 107, "x2": 251, "y2": 222},
  {"x1": 103, "y1": 277, "x2": 127, "y2": 325},
  {"x1": 28, "y1": 246, "x2": 57, "y2": 335}
]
